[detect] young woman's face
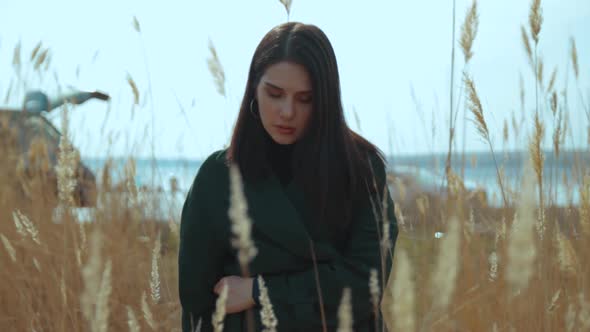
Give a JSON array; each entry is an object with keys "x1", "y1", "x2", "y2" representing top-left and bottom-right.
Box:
[{"x1": 255, "y1": 61, "x2": 313, "y2": 145}]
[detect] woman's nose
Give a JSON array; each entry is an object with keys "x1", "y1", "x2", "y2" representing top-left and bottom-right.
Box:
[{"x1": 279, "y1": 99, "x2": 296, "y2": 120}]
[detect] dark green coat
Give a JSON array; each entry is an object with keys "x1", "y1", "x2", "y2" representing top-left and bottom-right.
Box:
[{"x1": 178, "y1": 149, "x2": 398, "y2": 332}]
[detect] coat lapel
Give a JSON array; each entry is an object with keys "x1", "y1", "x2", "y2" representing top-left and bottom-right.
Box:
[{"x1": 244, "y1": 173, "x2": 338, "y2": 262}]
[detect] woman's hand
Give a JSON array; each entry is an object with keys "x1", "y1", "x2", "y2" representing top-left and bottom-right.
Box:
[{"x1": 213, "y1": 276, "x2": 256, "y2": 314}]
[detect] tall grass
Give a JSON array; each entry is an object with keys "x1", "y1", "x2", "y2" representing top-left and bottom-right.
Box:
[{"x1": 1, "y1": 0, "x2": 589, "y2": 331}]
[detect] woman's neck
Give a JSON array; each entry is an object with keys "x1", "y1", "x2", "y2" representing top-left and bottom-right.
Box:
[{"x1": 266, "y1": 138, "x2": 295, "y2": 186}]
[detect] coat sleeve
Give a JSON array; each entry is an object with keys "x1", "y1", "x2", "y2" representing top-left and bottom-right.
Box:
[
  {"x1": 259, "y1": 155, "x2": 398, "y2": 330},
  {"x1": 178, "y1": 154, "x2": 228, "y2": 332}
]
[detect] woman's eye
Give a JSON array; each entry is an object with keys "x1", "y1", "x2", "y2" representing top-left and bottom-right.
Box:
[
  {"x1": 300, "y1": 98, "x2": 313, "y2": 104},
  {"x1": 267, "y1": 92, "x2": 281, "y2": 98}
]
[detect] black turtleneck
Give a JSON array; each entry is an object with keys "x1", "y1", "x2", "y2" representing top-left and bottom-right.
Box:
[{"x1": 266, "y1": 138, "x2": 295, "y2": 187}]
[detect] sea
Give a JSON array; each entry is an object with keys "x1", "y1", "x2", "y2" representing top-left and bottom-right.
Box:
[{"x1": 82, "y1": 150, "x2": 589, "y2": 221}]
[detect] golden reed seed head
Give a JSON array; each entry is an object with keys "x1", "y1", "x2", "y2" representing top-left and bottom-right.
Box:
[
  {"x1": 506, "y1": 159, "x2": 537, "y2": 292},
  {"x1": 390, "y1": 249, "x2": 415, "y2": 332},
  {"x1": 521, "y1": 25, "x2": 533, "y2": 64},
  {"x1": 460, "y1": 0, "x2": 479, "y2": 63},
  {"x1": 212, "y1": 283, "x2": 229, "y2": 332},
  {"x1": 141, "y1": 292, "x2": 156, "y2": 330},
  {"x1": 337, "y1": 288, "x2": 353, "y2": 332},
  {"x1": 570, "y1": 37, "x2": 579, "y2": 80},
  {"x1": 529, "y1": 0, "x2": 543, "y2": 45},
  {"x1": 257, "y1": 276, "x2": 278, "y2": 332},
  {"x1": 126, "y1": 306, "x2": 140, "y2": 332},
  {"x1": 228, "y1": 164, "x2": 258, "y2": 269},
  {"x1": 207, "y1": 39, "x2": 227, "y2": 98}
]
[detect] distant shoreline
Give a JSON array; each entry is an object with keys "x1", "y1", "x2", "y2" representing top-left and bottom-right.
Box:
[{"x1": 82, "y1": 149, "x2": 590, "y2": 169}]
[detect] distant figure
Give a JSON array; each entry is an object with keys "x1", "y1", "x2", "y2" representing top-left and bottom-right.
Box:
[{"x1": 178, "y1": 22, "x2": 398, "y2": 332}]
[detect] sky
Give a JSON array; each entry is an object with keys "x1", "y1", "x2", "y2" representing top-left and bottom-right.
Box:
[{"x1": 0, "y1": 0, "x2": 589, "y2": 159}]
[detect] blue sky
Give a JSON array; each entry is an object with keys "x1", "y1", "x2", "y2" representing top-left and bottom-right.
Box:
[{"x1": 0, "y1": 0, "x2": 588, "y2": 159}]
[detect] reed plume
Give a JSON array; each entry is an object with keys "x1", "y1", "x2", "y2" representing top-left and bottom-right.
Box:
[
  {"x1": 553, "y1": 107, "x2": 563, "y2": 158},
  {"x1": 30, "y1": 41, "x2": 42, "y2": 62},
  {"x1": 127, "y1": 74, "x2": 140, "y2": 105},
  {"x1": 228, "y1": 164, "x2": 258, "y2": 273},
  {"x1": 459, "y1": 0, "x2": 479, "y2": 63},
  {"x1": 1, "y1": 234, "x2": 16, "y2": 262},
  {"x1": 12, "y1": 41, "x2": 21, "y2": 69},
  {"x1": 55, "y1": 106, "x2": 78, "y2": 212},
  {"x1": 369, "y1": 269, "x2": 380, "y2": 321},
  {"x1": 431, "y1": 217, "x2": 461, "y2": 310},
  {"x1": 278, "y1": 0, "x2": 293, "y2": 21},
  {"x1": 94, "y1": 260, "x2": 112, "y2": 332},
  {"x1": 212, "y1": 283, "x2": 228, "y2": 332},
  {"x1": 547, "y1": 66, "x2": 558, "y2": 93},
  {"x1": 207, "y1": 39, "x2": 226, "y2": 98},
  {"x1": 547, "y1": 290, "x2": 561, "y2": 313},
  {"x1": 132, "y1": 16, "x2": 141, "y2": 33},
  {"x1": 81, "y1": 230, "x2": 103, "y2": 329},
  {"x1": 556, "y1": 232, "x2": 577, "y2": 276},
  {"x1": 506, "y1": 159, "x2": 537, "y2": 292},
  {"x1": 126, "y1": 306, "x2": 140, "y2": 332},
  {"x1": 336, "y1": 288, "x2": 353, "y2": 332},
  {"x1": 488, "y1": 251, "x2": 498, "y2": 282},
  {"x1": 521, "y1": 25, "x2": 533, "y2": 65},
  {"x1": 580, "y1": 175, "x2": 590, "y2": 236},
  {"x1": 529, "y1": 112, "x2": 545, "y2": 220},
  {"x1": 141, "y1": 292, "x2": 156, "y2": 330},
  {"x1": 257, "y1": 276, "x2": 278, "y2": 332},
  {"x1": 150, "y1": 233, "x2": 161, "y2": 303},
  {"x1": 464, "y1": 73, "x2": 508, "y2": 206},
  {"x1": 570, "y1": 37, "x2": 579, "y2": 80},
  {"x1": 390, "y1": 249, "x2": 415, "y2": 332},
  {"x1": 529, "y1": 0, "x2": 543, "y2": 45}
]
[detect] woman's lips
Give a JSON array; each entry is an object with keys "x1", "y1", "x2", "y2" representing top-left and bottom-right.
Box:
[{"x1": 275, "y1": 125, "x2": 295, "y2": 135}]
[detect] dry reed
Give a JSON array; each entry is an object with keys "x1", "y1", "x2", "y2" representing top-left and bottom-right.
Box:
[
  {"x1": 521, "y1": 25, "x2": 533, "y2": 64},
  {"x1": 459, "y1": 0, "x2": 479, "y2": 63},
  {"x1": 430, "y1": 217, "x2": 461, "y2": 310},
  {"x1": 336, "y1": 288, "x2": 353, "y2": 332},
  {"x1": 529, "y1": 0, "x2": 543, "y2": 45},
  {"x1": 506, "y1": 160, "x2": 537, "y2": 292},
  {"x1": 547, "y1": 66, "x2": 557, "y2": 93},
  {"x1": 257, "y1": 276, "x2": 278, "y2": 332},
  {"x1": 207, "y1": 39, "x2": 226, "y2": 98},
  {"x1": 530, "y1": 112, "x2": 545, "y2": 216},
  {"x1": 132, "y1": 16, "x2": 141, "y2": 33},
  {"x1": 0, "y1": 2, "x2": 588, "y2": 332},
  {"x1": 127, "y1": 74, "x2": 140, "y2": 105},
  {"x1": 150, "y1": 233, "x2": 162, "y2": 303},
  {"x1": 141, "y1": 292, "x2": 156, "y2": 330},
  {"x1": 228, "y1": 163, "x2": 258, "y2": 273},
  {"x1": 570, "y1": 37, "x2": 579, "y2": 80},
  {"x1": 126, "y1": 306, "x2": 141, "y2": 332},
  {"x1": 389, "y1": 249, "x2": 415, "y2": 332},
  {"x1": 212, "y1": 282, "x2": 228, "y2": 332},
  {"x1": 369, "y1": 268, "x2": 380, "y2": 320},
  {"x1": 1, "y1": 234, "x2": 16, "y2": 262},
  {"x1": 464, "y1": 73, "x2": 509, "y2": 206},
  {"x1": 278, "y1": 0, "x2": 293, "y2": 20},
  {"x1": 30, "y1": 41, "x2": 42, "y2": 62}
]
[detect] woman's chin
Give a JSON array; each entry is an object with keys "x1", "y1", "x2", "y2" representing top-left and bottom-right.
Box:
[{"x1": 270, "y1": 133, "x2": 297, "y2": 145}]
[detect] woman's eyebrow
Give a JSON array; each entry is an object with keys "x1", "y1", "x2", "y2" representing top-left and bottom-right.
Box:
[
  {"x1": 264, "y1": 81, "x2": 311, "y2": 94},
  {"x1": 264, "y1": 81, "x2": 283, "y2": 90}
]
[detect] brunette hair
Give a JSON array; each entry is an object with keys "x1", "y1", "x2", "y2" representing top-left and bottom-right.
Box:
[{"x1": 228, "y1": 22, "x2": 385, "y2": 245}]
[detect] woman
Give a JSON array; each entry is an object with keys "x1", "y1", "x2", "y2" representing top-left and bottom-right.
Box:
[{"x1": 179, "y1": 22, "x2": 398, "y2": 332}]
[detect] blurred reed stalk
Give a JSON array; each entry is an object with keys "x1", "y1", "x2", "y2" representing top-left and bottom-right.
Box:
[
  {"x1": 464, "y1": 74, "x2": 509, "y2": 207},
  {"x1": 228, "y1": 163, "x2": 258, "y2": 332}
]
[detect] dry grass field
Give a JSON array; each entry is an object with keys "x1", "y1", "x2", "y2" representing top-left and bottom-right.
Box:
[{"x1": 1, "y1": 0, "x2": 589, "y2": 331}]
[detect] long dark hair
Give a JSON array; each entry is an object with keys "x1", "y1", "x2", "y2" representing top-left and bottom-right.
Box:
[{"x1": 228, "y1": 22, "x2": 385, "y2": 245}]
